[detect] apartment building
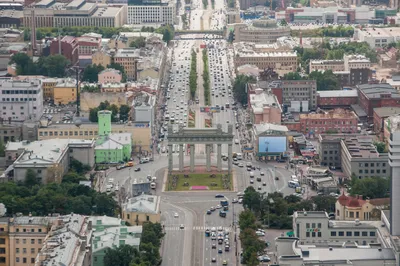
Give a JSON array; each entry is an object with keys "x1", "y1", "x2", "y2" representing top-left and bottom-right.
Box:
[
  {"x1": 9, "y1": 216, "x2": 52, "y2": 266},
  {"x1": 231, "y1": 17, "x2": 290, "y2": 44},
  {"x1": 127, "y1": 3, "x2": 175, "y2": 25},
  {"x1": 336, "y1": 194, "x2": 389, "y2": 221},
  {"x1": 355, "y1": 27, "x2": 400, "y2": 48},
  {"x1": 341, "y1": 136, "x2": 389, "y2": 179},
  {"x1": 77, "y1": 34, "x2": 102, "y2": 55},
  {"x1": 0, "y1": 79, "x2": 43, "y2": 122},
  {"x1": 41, "y1": 78, "x2": 58, "y2": 100},
  {"x1": 114, "y1": 48, "x2": 140, "y2": 80},
  {"x1": 92, "y1": 50, "x2": 112, "y2": 68},
  {"x1": 267, "y1": 80, "x2": 317, "y2": 111},
  {"x1": 122, "y1": 195, "x2": 161, "y2": 225},
  {"x1": 300, "y1": 109, "x2": 358, "y2": 135},
  {"x1": 309, "y1": 60, "x2": 345, "y2": 73},
  {"x1": 0, "y1": 217, "x2": 8, "y2": 266},
  {"x1": 98, "y1": 69, "x2": 122, "y2": 84},
  {"x1": 53, "y1": 79, "x2": 78, "y2": 105}
]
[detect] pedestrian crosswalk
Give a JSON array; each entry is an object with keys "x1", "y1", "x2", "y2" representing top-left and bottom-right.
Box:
[{"x1": 164, "y1": 226, "x2": 232, "y2": 232}]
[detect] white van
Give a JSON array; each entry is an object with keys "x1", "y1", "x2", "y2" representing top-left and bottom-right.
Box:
[
  {"x1": 291, "y1": 175, "x2": 297, "y2": 180},
  {"x1": 288, "y1": 180, "x2": 300, "y2": 188},
  {"x1": 249, "y1": 172, "x2": 255, "y2": 178},
  {"x1": 236, "y1": 153, "x2": 243, "y2": 160}
]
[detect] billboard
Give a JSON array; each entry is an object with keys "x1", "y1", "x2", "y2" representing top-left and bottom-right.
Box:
[{"x1": 258, "y1": 136, "x2": 287, "y2": 154}]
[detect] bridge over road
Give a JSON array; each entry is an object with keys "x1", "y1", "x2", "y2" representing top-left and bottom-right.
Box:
[{"x1": 174, "y1": 29, "x2": 225, "y2": 39}]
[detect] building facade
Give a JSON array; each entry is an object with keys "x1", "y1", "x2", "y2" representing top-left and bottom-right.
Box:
[
  {"x1": 127, "y1": 4, "x2": 175, "y2": 25},
  {"x1": 0, "y1": 79, "x2": 43, "y2": 122},
  {"x1": 248, "y1": 87, "x2": 282, "y2": 125},
  {"x1": 317, "y1": 90, "x2": 358, "y2": 108},
  {"x1": 77, "y1": 35, "x2": 102, "y2": 55},
  {"x1": 309, "y1": 60, "x2": 345, "y2": 73},
  {"x1": 53, "y1": 79, "x2": 78, "y2": 105},
  {"x1": 49, "y1": 36, "x2": 79, "y2": 65},
  {"x1": 98, "y1": 69, "x2": 122, "y2": 84},
  {"x1": 336, "y1": 194, "x2": 389, "y2": 221},
  {"x1": 92, "y1": 51, "x2": 112, "y2": 68},
  {"x1": 114, "y1": 49, "x2": 140, "y2": 80},
  {"x1": 122, "y1": 195, "x2": 161, "y2": 225}
]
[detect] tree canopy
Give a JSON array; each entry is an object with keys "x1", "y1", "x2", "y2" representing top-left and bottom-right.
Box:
[
  {"x1": 10, "y1": 53, "x2": 70, "y2": 77},
  {"x1": 233, "y1": 75, "x2": 256, "y2": 105},
  {"x1": 89, "y1": 101, "x2": 130, "y2": 123},
  {"x1": 82, "y1": 64, "x2": 105, "y2": 83},
  {"x1": 130, "y1": 37, "x2": 146, "y2": 48},
  {"x1": 350, "y1": 176, "x2": 390, "y2": 199}
]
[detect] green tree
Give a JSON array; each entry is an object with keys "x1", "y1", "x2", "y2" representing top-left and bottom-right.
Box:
[
  {"x1": 233, "y1": 74, "x2": 256, "y2": 105},
  {"x1": 82, "y1": 64, "x2": 105, "y2": 82},
  {"x1": 89, "y1": 107, "x2": 99, "y2": 122},
  {"x1": 283, "y1": 72, "x2": 303, "y2": 80},
  {"x1": 243, "y1": 186, "x2": 261, "y2": 213},
  {"x1": 154, "y1": 25, "x2": 174, "y2": 43},
  {"x1": 189, "y1": 50, "x2": 197, "y2": 99},
  {"x1": 94, "y1": 193, "x2": 116, "y2": 216},
  {"x1": 104, "y1": 244, "x2": 138, "y2": 266},
  {"x1": 312, "y1": 195, "x2": 336, "y2": 212},
  {"x1": 238, "y1": 209, "x2": 257, "y2": 231},
  {"x1": 9, "y1": 53, "x2": 36, "y2": 75},
  {"x1": 374, "y1": 141, "x2": 386, "y2": 153},
  {"x1": 309, "y1": 70, "x2": 340, "y2": 91},
  {"x1": 129, "y1": 37, "x2": 146, "y2": 48},
  {"x1": 280, "y1": 19, "x2": 288, "y2": 26},
  {"x1": 119, "y1": 105, "x2": 130, "y2": 122},
  {"x1": 228, "y1": 30, "x2": 234, "y2": 43},
  {"x1": 39, "y1": 55, "x2": 70, "y2": 77},
  {"x1": 62, "y1": 172, "x2": 86, "y2": 184},
  {"x1": 350, "y1": 176, "x2": 390, "y2": 199},
  {"x1": 24, "y1": 169, "x2": 39, "y2": 188},
  {"x1": 0, "y1": 139, "x2": 4, "y2": 157},
  {"x1": 70, "y1": 158, "x2": 91, "y2": 174}
]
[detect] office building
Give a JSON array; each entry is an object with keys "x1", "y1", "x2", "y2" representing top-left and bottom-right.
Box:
[
  {"x1": 317, "y1": 90, "x2": 358, "y2": 108},
  {"x1": 23, "y1": 0, "x2": 127, "y2": 28},
  {"x1": 357, "y1": 83, "x2": 400, "y2": 119},
  {"x1": 318, "y1": 133, "x2": 359, "y2": 168},
  {"x1": 300, "y1": 109, "x2": 358, "y2": 135},
  {"x1": 336, "y1": 194, "x2": 389, "y2": 221},
  {"x1": 247, "y1": 86, "x2": 281, "y2": 125},
  {"x1": 9, "y1": 216, "x2": 53, "y2": 266},
  {"x1": 341, "y1": 136, "x2": 389, "y2": 179},
  {"x1": 230, "y1": 17, "x2": 290, "y2": 44},
  {"x1": 35, "y1": 214, "x2": 92, "y2": 266},
  {"x1": 4, "y1": 138, "x2": 95, "y2": 183},
  {"x1": 49, "y1": 36, "x2": 79, "y2": 65},
  {"x1": 0, "y1": 78, "x2": 43, "y2": 122},
  {"x1": 127, "y1": 2, "x2": 175, "y2": 25},
  {"x1": 122, "y1": 194, "x2": 161, "y2": 225},
  {"x1": 267, "y1": 80, "x2": 317, "y2": 112},
  {"x1": 0, "y1": 122, "x2": 22, "y2": 143},
  {"x1": 284, "y1": 7, "x2": 356, "y2": 24}
]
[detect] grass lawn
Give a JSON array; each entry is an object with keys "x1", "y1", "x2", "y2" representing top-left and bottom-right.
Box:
[{"x1": 168, "y1": 173, "x2": 231, "y2": 191}]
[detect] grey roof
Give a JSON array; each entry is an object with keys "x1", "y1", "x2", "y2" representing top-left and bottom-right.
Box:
[
  {"x1": 92, "y1": 226, "x2": 142, "y2": 252},
  {"x1": 358, "y1": 83, "x2": 400, "y2": 99},
  {"x1": 373, "y1": 107, "x2": 400, "y2": 118},
  {"x1": 351, "y1": 104, "x2": 367, "y2": 117},
  {"x1": 294, "y1": 211, "x2": 328, "y2": 219},
  {"x1": 318, "y1": 90, "x2": 358, "y2": 98},
  {"x1": 123, "y1": 194, "x2": 160, "y2": 214},
  {"x1": 95, "y1": 133, "x2": 132, "y2": 150},
  {"x1": 254, "y1": 123, "x2": 288, "y2": 135}
]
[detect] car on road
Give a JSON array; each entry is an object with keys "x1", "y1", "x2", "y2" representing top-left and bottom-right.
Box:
[
  {"x1": 238, "y1": 198, "x2": 243, "y2": 204},
  {"x1": 116, "y1": 164, "x2": 126, "y2": 170},
  {"x1": 211, "y1": 258, "x2": 216, "y2": 263},
  {"x1": 218, "y1": 226, "x2": 223, "y2": 231},
  {"x1": 216, "y1": 205, "x2": 222, "y2": 209},
  {"x1": 260, "y1": 172, "x2": 264, "y2": 176},
  {"x1": 210, "y1": 207, "x2": 215, "y2": 211},
  {"x1": 258, "y1": 186, "x2": 262, "y2": 190},
  {"x1": 211, "y1": 227, "x2": 217, "y2": 232},
  {"x1": 212, "y1": 243, "x2": 216, "y2": 249},
  {"x1": 207, "y1": 210, "x2": 212, "y2": 215},
  {"x1": 250, "y1": 179, "x2": 254, "y2": 184},
  {"x1": 258, "y1": 255, "x2": 271, "y2": 262},
  {"x1": 215, "y1": 194, "x2": 224, "y2": 198},
  {"x1": 174, "y1": 213, "x2": 179, "y2": 218},
  {"x1": 222, "y1": 260, "x2": 228, "y2": 265},
  {"x1": 263, "y1": 182, "x2": 267, "y2": 186},
  {"x1": 179, "y1": 224, "x2": 185, "y2": 229},
  {"x1": 238, "y1": 163, "x2": 244, "y2": 167},
  {"x1": 218, "y1": 248, "x2": 223, "y2": 254},
  {"x1": 256, "y1": 230, "x2": 265, "y2": 236},
  {"x1": 232, "y1": 198, "x2": 238, "y2": 203},
  {"x1": 134, "y1": 167, "x2": 141, "y2": 172}
]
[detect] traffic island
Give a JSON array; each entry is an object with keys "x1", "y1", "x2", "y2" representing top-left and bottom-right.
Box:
[
  {"x1": 188, "y1": 110, "x2": 195, "y2": 127},
  {"x1": 205, "y1": 118, "x2": 212, "y2": 128},
  {"x1": 166, "y1": 170, "x2": 232, "y2": 191}
]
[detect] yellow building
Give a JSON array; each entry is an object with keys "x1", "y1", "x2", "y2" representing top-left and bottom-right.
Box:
[
  {"x1": 9, "y1": 216, "x2": 51, "y2": 266},
  {"x1": 122, "y1": 195, "x2": 160, "y2": 225},
  {"x1": 41, "y1": 79, "x2": 58, "y2": 101},
  {"x1": 0, "y1": 218, "x2": 9, "y2": 266},
  {"x1": 38, "y1": 121, "x2": 151, "y2": 152},
  {"x1": 92, "y1": 51, "x2": 112, "y2": 68},
  {"x1": 53, "y1": 79, "x2": 79, "y2": 105},
  {"x1": 336, "y1": 193, "x2": 390, "y2": 221},
  {"x1": 114, "y1": 48, "x2": 139, "y2": 80}
]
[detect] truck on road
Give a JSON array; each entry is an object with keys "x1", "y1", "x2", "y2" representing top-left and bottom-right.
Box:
[{"x1": 150, "y1": 182, "x2": 156, "y2": 189}]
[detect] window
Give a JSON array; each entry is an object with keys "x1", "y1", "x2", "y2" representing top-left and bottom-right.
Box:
[
  {"x1": 0, "y1": 257, "x2": 5, "y2": 263},
  {"x1": 362, "y1": 231, "x2": 368, "y2": 236},
  {"x1": 31, "y1": 239, "x2": 35, "y2": 244},
  {"x1": 31, "y1": 229, "x2": 34, "y2": 233},
  {"x1": 22, "y1": 239, "x2": 26, "y2": 244},
  {"x1": 312, "y1": 223, "x2": 316, "y2": 228},
  {"x1": 354, "y1": 231, "x2": 360, "y2": 236},
  {"x1": 318, "y1": 232, "x2": 322, "y2": 237},
  {"x1": 127, "y1": 214, "x2": 130, "y2": 220},
  {"x1": 31, "y1": 258, "x2": 35, "y2": 263},
  {"x1": 346, "y1": 231, "x2": 352, "y2": 237},
  {"x1": 23, "y1": 258, "x2": 26, "y2": 263},
  {"x1": 23, "y1": 248, "x2": 26, "y2": 254},
  {"x1": 146, "y1": 215, "x2": 150, "y2": 221},
  {"x1": 306, "y1": 232, "x2": 310, "y2": 237},
  {"x1": 0, "y1": 239, "x2": 5, "y2": 245},
  {"x1": 370, "y1": 231, "x2": 376, "y2": 237},
  {"x1": 16, "y1": 229, "x2": 19, "y2": 232},
  {"x1": 31, "y1": 248, "x2": 34, "y2": 254},
  {"x1": 16, "y1": 248, "x2": 19, "y2": 254},
  {"x1": 331, "y1": 231, "x2": 337, "y2": 236},
  {"x1": 0, "y1": 248, "x2": 5, "y2": 254},
  {"x1": 38, "y1": 229, "x2": 42, "y2": 233},
  {"x1": 38, "y1": 239, "x2": 42, "y2": 245},
  {"x1": 15, "y1": 258, "x2": 19, "y2": 263},
  {"x1": 15, "y1": 239, "x2": 19, "y2": 244},
  {"x1": 350, "y1": 212, "x2": 354, "y2": 218},
  {"x1": 338, "y1": 231, "x2": 344, "y2": 236},
  {"x1": 317, "y1": 223, "x2": 321, "y2": 228}
]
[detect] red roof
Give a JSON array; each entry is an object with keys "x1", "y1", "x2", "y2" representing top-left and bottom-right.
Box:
[{"x1": 337, "y1": 192, "x2": 366, "y2": 208}]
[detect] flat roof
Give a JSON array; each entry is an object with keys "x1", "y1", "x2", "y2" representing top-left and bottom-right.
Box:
[
  {"x1": 300, "y1": 109, "x2": 356, "y2": 119},
  {"x1": 374, "y1": 107, "x2": 400, "y2": 118},
  {"x1": 92, "y1": 6, "x2": 123, "y2": 17},
  {"x1": 318, "y1": 90, "x2": 358, "y2": 98},
  {"x1": 254, "y1": 123, "x2": 288, "y2": 134},
  {"x1": 358, "y1": 83, "x2": 400, "y2": 99},
  {"x1": 359, "y1": 27, "x2": 400, "y2": 38},
  {"x1": 295, "y1": 211, "x2": 328, "y2": 219},
  {"x1": 342, "y1": 136, "x2": 382, "y2": 159}
]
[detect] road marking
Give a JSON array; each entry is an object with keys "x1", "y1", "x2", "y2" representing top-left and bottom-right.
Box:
[{"x1": 164, "y1": 226, "x2": 232, "y2": 232}]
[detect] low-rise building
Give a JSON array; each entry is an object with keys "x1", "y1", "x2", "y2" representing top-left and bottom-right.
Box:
[
  {"x1": 0, "y1": 78, "x2": 44, "y2": 122},
  {"x1": 77, "y1": 34, "x2": 102, "y2": 55},
  {"x1": 98, "y1": 69, "x2": 122, "y2": 84},
  {"x1": 357, "y1": 83, "x2": 400, "y2": 120},
  {"x1": 35, "y1": 214, "x2": 92, "y2": 266},
  {"x1": 309, "y1": 59, "x2": 345, "y2": 73},
  {"x1": 378, "y1": 47, "x2": 398, "y2": 68},
  {"x1": 92, "y1": 50, "x2": 112, "y2": 68},
  {"x1": 91, "y1": 216, "x2": 142, "y2": 266},
  {"x1": 336, "y1": 193, "x2": 390, "y2": 221},
  {"x1": 300, "y1": 109, "x2": 358, "y2": 135},
  {"x1": 318, "y1": 133, "x2": 360, "y2": 168},
  {"x1": 265, "y1": 80, "x2": 317, "y2": 111},
  {"x1": 4, "y1": 138, "x2": 95, "y2": 183},
  {"x1": 54, "y1": 79, "x2": 78, "y2": 105},
  {"x1": 132, "y1": 93, "x2": 155, "y2": 126},
  {"x1": 122, "y1": 194, "x2": 161, "y2": 225},
  {"x1": 373, "y1": 107, "x2": 400, "y2": 135},
  {"x1": 317, "y1": 90, "x2": 358, "y2": 108},
  {"x1": 248, "y1": 86, "x2": 281, "y2": 125},
  {"x1": 355, "y1": 27, "x2": 400, "y2": 48},
  {"x1": 0, "y1": 122, "x2": 22, "y2": 142},
  {"x1": 341, "y1": 136, "x2": 389, "y2": 179},
  {"x1": 41, "y1": 78, "x2": 58, "y2": 101},
  {"x1": 49, "y1": 36, "x2": 79, "y2": 65},
  {"x1": 230, "y1": 17, "x2": 290, "y2": 44}
]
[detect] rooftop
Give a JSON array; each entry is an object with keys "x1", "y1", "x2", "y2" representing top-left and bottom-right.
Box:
[
  {"x1": 373, "y1": 107, "x2": 400, "y2": 118},
  {"x1": 300, "y1": 108, "x2": 357, "y2": 119},
  {"x1": 317, "y1": 90, "x2": 358, "y2": 98},
  {"x1": 249, "y1": 88, "x2": 280, "y2": 114},
  {"x1": 115, "y1": 48, "x2": 141, "y2": 58},
  {"x1": 95, "y1": 133, "x2": 132, "y2": 150},
  {"x1": 294, "y1": 211, "x2": 328, "y2": 219},
  {"x1": 123, "y1": 194, "x2": 160, "y2": 214},
  {"x1": 99, "y1": 68, "x2": 121, "y2": 76},
  {"x1": 358, "y1": 27, "x2": 400, "y2": 38},
  {"x1": 310, "y1": 59, "x2": 344, "y2": 65},
  {"x1": 236, "y1": 51, "x2": 297, "y2": 58},
  {"x1": 357, "y1": 83, "x2": 400, "y2": 99},
  {"x1": 254, "y1": 123, "x2": 288, "y2": 135},
  {"x1": 341, "y1": 136, "x2": 383, "y2": 159}
]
